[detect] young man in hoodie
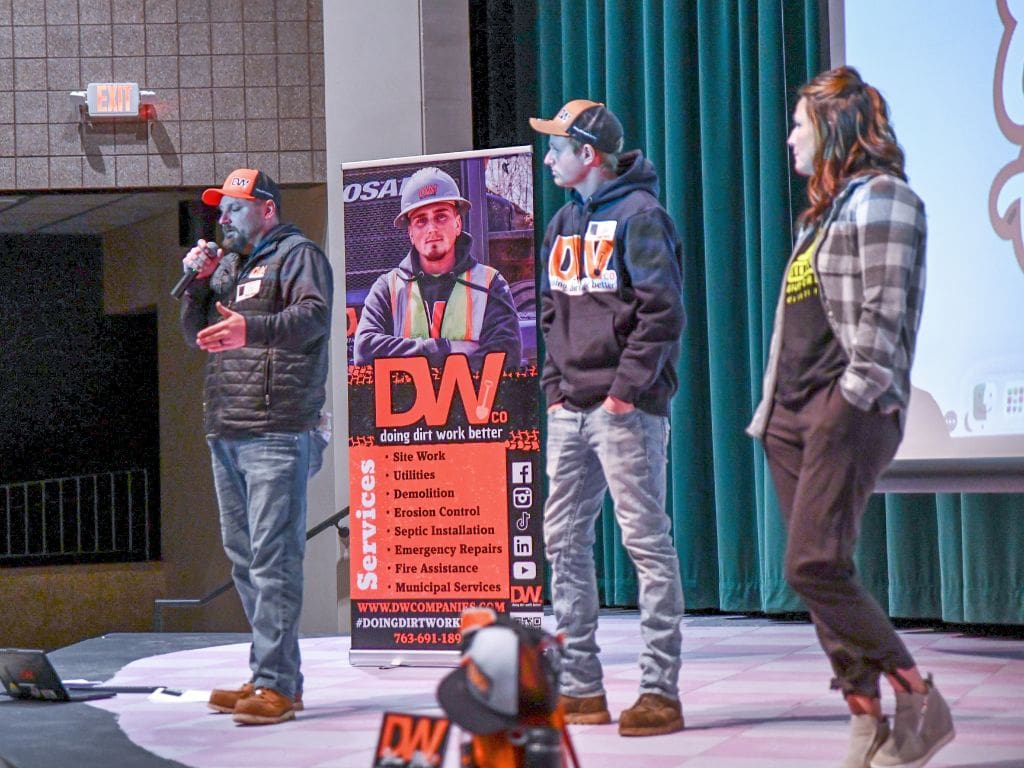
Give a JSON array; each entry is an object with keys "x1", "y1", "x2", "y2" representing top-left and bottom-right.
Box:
[
  {"x1": 530, "y1": 100, "x2": 686, "y2": 736},
  {"x1": 179, "y1": 168, "x2": 333, "y2": 726},
  {"x1": 353, "y1": 166, "x2": 522, "y2": 369}
]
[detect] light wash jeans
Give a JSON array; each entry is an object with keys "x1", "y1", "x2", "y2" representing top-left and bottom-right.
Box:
[
  {"x1": 544, "y1": 406, "x2": 685, "y2": 699},
  {"x1": 208, "y1": 430, "x2": 323, "y2": 699}
]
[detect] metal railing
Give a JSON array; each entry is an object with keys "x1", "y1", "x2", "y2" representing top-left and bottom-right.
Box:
[
  {"x1": 152, "y1": 506, "x2": 349, "y2": 631},
  {"x1": 0, "y1": 468, "x2": 157, "y2": 567}
]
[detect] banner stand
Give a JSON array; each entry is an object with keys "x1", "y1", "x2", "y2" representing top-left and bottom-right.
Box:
[{"x1": 343, "y1": 147, "x2": 543, "y2": 666}]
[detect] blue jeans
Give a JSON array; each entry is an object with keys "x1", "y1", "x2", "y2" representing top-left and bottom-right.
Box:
[
  {"x1": 208, "y1": 430, "x2": 321, "y2": 699},
  {"x1": 543, "y1": 406, "x2": 684, "y2": 699}
]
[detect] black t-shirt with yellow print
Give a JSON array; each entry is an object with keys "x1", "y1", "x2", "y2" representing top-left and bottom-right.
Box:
[{"x1": 776, "y1": 231, "x2": 848, "y2": 409}]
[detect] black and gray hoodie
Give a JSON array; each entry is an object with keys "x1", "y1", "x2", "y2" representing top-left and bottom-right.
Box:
[{"x1": 540, "y1": 150, "x2": 685, "y2": 416}]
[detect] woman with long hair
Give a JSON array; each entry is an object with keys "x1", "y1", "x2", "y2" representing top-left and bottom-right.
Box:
[{"x1": 747, "y1": 66, "x2": 955, "y2": 768}]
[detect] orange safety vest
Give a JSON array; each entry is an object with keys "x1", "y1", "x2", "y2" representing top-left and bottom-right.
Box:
[{"x1": 388, "y1": 264, "x2": 497, "y2": 341}]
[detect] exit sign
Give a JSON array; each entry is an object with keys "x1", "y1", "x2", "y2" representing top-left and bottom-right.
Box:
[{"x1": 86, "y1": 82, "x2": 140, "y2": 117}]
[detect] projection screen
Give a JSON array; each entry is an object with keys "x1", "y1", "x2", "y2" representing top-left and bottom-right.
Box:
[{"x1": 833, "y1": 0, "x2": 1024, "y2": 490}]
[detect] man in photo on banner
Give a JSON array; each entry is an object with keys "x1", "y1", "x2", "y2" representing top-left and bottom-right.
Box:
[
  {"x1": 530, "y1": 100, "x2": 686, "y2": 737},
  {"x1": 353, "y1": 166, "x2": 522, "y2": 369},
  {"x1": 178, "y1": 168, "x2": 333, "y2": 726}
]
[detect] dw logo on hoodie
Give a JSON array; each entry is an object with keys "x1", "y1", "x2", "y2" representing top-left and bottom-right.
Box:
[{"x1": 547, "y1": 220, "x2": 618, "y2": 295}]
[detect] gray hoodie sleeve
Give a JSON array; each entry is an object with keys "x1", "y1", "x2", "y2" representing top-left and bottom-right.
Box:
[{"x1": 608, "y1": 208, "x2": 685, "y2": 404}]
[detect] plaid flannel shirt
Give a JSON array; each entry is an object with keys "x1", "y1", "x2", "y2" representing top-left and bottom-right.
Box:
[{"x1": 748, "y1": 173, "x2": 927, "y2": 438}]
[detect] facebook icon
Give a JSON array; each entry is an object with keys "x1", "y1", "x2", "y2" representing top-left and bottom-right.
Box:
[{"x1": 511, "y1": 461, "x2": 532, "y2": 485}]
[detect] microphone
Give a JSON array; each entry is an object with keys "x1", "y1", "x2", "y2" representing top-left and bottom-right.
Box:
[
  {"x1": 171, "y1": 241, "x2": 220, "y2": 300},
  {"x1": 170, "y1": 267, "x2": 199, "y2": 299}
]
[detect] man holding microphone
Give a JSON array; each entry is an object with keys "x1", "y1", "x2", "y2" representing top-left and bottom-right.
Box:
[{"x1": 178, "y1": 168, "x2": 333, "y2": 725}]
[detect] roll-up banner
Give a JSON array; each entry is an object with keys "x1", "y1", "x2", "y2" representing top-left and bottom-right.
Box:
[{"x1": 343, "y1": 147, "x2": 542, "y2": 666}]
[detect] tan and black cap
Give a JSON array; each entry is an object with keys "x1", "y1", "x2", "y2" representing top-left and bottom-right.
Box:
[{"x1": 530, "y1": 98, "x2": 624, "y2": 154}]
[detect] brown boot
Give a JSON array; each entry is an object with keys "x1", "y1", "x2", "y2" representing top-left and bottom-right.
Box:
[
  {"x1": 208, "y1": 682, "x2": 254, "y2": 713},
  {"x1": 560, "y1": 693, "x2": 611, "y2": 725},
  {"x1": 209, "y1": 682, "x2": 304, "y2": 714},
  {"x1": 232, "y1": 687, "x2": 296, "y2": 725},
  {"x1": 618, "y1": 693, "x2": 684, "y2": 736}
]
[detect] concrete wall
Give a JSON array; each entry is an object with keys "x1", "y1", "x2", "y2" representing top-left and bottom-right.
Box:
[
  {"x1": 0, "y1": 563, "x2": 166, "y2": 650},
  {"x1": 0, "y1": 0, "x2": 326, "y2": 192}
]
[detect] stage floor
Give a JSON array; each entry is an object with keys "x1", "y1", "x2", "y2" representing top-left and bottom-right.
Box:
[{"x1": 2, "y1": 613, "x2": 1023, "y2": 767}]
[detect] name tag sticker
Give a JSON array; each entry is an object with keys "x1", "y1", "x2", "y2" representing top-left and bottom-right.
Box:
[
  {"x1": 586, "y1": 220, "x2": 617, "y2": 240},
  {"x1": 236, "y1": 279, "x2": 261, "y2": 302}
]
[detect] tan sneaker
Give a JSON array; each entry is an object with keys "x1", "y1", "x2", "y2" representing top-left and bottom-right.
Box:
[
  {"x1": 232, "y1": 687, "x2": 295, "y2": 725},
  {"x1": 559, "y1": 693, "x2": 611, "y2": 724},
  {"x1": 209, "y1": 682, "x2": 304, "y2": 714},
  {"x1": 871, "y1": 676, "x2": 954, "y2": 768},
  {"x1": 618, "y1": 693, "x2": 684, "y2": 736}
]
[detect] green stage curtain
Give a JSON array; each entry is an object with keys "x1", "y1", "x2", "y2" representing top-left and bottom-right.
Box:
[{"x1": 533, "y1": 0, "x2": 1024, "y2": 624}]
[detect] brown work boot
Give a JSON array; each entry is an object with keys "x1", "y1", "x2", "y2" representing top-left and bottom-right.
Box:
[
  {"x1": 209, "y1": 682, "x2": 304, "y2": 714},
  {"x1": 559, "y1": 693, "x2": 611, "y2": 725},
  {"x1": 232, "y1": 687, "x2": 296, "y2": 725},
  {"x1": 618, "y1": 693, "x2": 684, "y2": 736},
  {"x1": 208, "y1": 682, "x2": 254, "y2": 713}
]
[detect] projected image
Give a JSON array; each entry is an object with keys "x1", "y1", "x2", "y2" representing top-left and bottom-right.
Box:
[
  {"x1": 991, "y1": 0, "x2": 1024, "y2": 276},
  {"x1": 954, "y1": 358, "x2": 1024, "y2": 437},
  {"x1": 844, "y1": 0, "x2": 1024, "y2": 462}
]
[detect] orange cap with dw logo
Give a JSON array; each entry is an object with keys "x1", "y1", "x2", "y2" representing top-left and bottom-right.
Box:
[{"x1": 202, "y1": 168, "x2": 282, "y2": 209}]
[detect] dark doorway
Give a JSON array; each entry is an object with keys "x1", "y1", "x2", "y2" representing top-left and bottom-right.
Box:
[{"x1": 0, "y1": 234, "x2": 161, "y2": 565}]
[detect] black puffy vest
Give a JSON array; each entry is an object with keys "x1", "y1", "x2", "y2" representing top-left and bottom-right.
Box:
[{"x1": 203, "y1": 231, "x2": 330, "y2": 436}]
